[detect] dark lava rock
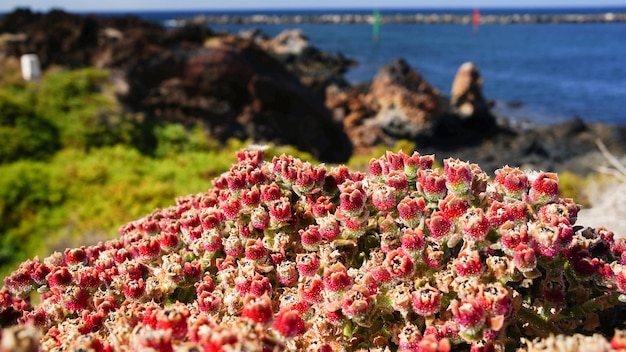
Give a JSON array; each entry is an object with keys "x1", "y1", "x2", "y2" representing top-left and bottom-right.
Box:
[
  {"x1": 0, "y1": 9, "x2": 352, "y2": 162},
  {"x1": 0, "y1": 8, "x2": 165, "y2": 68},
  {"x1": 251, "y1": 29, "x2": 357, "y2": 98},
  {"x1": 125, "y1": 36, "x2": 352, "y2": 162},
  {"x1": 425, "y1": 118, "x2": 626, "y2": 175}
]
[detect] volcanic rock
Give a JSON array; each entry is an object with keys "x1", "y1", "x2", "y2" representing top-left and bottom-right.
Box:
[
  {"x1": 238, "y1": 28, "x2": 270, "y2": 45},
  {"x1": 265, "y1": 29, "x2": 310, "y2": 55},
  {"x1": 326, "y1": 58, "x2": 445, "y2": 153},
  {"x1": 326, "y1": 84, "x2": 392, "y2": 154},
  {"x1": 0, "y1": 8, "x2": 166, "y2": 68},
  {"x1": 0, "y1": 9, "x2": 352, "y2": 162},
  {"x1": 328, "y1": 58, "x2": 499, "y2": 154},
  {"x1": 450, "y1": 62, "x2": 489, "y2": 118},
  {"x1": 118, "y1": 34, "x2": 353, "y2": 162},
  {"x1": 366, "y1": 58, "x2": 441, "y2": 140},
  {"x1": 255, "y1": 29, "x2": 356, "y2": 97}
]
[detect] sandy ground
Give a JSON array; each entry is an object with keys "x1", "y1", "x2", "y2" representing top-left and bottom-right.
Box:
[{"x1": 576, "y1": 180, "x2": 626, "y2": 239}]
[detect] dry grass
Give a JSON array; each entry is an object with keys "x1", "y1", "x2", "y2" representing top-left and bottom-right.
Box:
[{"x1": 576, "y1": 140, "x2": 626, "y2": 238}]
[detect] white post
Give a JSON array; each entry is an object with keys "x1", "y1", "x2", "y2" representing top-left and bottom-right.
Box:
[{"x1": 20, "y1": 54, "x2": 42, "y2": 81}]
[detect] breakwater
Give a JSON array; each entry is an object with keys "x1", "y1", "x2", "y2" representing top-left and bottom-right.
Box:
[{"x1": 173, "y1": 12, "x2": 626, "y2": 26}]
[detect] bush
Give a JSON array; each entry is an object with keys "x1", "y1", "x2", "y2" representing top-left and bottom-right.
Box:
[
  {"x1": 0, "y1": 160, "x2": 66, "y2": 268},
  {"x1": 2, "y1": 147, "x2": 626, "y2": 351},
  {"x1": 0, "y1": 90, "x2": 60, "y2": 163},
  {"x1": 0, "y1": 145, "x2": 237, "y2": 277},
  {"x1": 0, "y1": 66, "x2": 156, "y2": 164},
  {"x1": 153, "y1": 123, "x2": 219, "y2": 158},
  {"x1": 33, "y1": 67, "x2": 153, "y2": 153},
  {"x1": 0, "y1": 140, "x2": 314, "y2": 277}
]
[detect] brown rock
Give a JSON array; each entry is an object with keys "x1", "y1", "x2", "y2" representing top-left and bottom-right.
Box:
[
  {"x1": 256, "y1": 29, "x2": 356, "y2": 98},
  {"x1": 326, "y1": 84, "x2": 390, "y2": 154},
  {"x1": 0, "y1": 8, "x2": 166, "y2": 68},
  {"x1": 450, "y1": 62, "x2": 488, "y2": 118},
  {"x1": 0, "y1": 9, "x2": 353, "y2": 162},
  {"x1": 326, "y1": 58, "x2": 442, "y2": 154},
  {"x1": 332, "y1": 59, "x2": 504, "y2": 155},
  {"x1": 264, "y1": 29, "x2": 311, "y2": 56},
  {"x1": 128, "y1": 35, "x2": 353, "y2": 162},
  {"x1": 366, "y1": 58, "x2": 441, "y2": 140},
  {"x1": 331, "y1": 58, "x2": 441, "y2": 152}
]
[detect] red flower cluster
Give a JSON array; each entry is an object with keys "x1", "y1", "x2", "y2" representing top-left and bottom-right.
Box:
[{"x1": 1, "y1": 147, "x2": 626, "y2": 351}]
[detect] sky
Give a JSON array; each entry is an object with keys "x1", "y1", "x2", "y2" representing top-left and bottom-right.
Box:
[{"x1": 1, "y1": 0, "x2": 625, "y2": 12}]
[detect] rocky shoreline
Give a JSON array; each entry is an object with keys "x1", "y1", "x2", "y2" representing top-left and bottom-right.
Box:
[
  {"x1": 1, "y1": 8, "x2": 626, "y2": 175},
  {"x1": 175, "y1": 11, "x2": 626, "y2": 26}
]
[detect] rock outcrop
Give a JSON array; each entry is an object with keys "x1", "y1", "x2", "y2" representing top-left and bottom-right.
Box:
[
  {"x1": 265, "y1": 29, "x2": 310, "y2": 55},
  {"x1": 367, "y1": 58, "x2": 441, "y2": 139},
  {"x1": 0, "y1": 9, "x2": 353, "y2": 162},
  {"x1": 130, "y1": 35, "x2": 352, "y2": 162},
  {"x1": 250, "y1": 29, "x2": 356, "y2": 98},
  {"x1": 326, "y1": 58, "x2": 442, "y2": 153},
  {"x1": 327, "y1": 59, "x2": 502, "y2": 154},
  {"x1": 326, "y1": 83, "x2": 389, "y2": 154},
  {"x1": 0, "y1": 8, "x2": 167, "y2": 68},
  {"x1": 450, "y1": 62, "x2": 489, "y2": 118}
]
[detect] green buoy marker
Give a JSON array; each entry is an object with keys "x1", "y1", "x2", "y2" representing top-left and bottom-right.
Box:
[{"x1": 373, "y1": 9, "x2": 381, "y2": 43}]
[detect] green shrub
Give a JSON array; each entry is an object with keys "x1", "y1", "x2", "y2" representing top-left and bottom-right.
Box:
[
  {"x1": 0, "y1": 90, "x2": 60, "y2": 162},
  {"x1": 0, "y1": 160, "x2": 66, "y2": 269},
  {"x1": 33, "y1": 67, "x2": 153, "y2": 153},
  {"x1": 0, "y1": 64, "x2": 322, "y2": 278},
  {"x1": 0, "y1": 144, "x2": 244, "y2": 278},
  {"x1": 0, "y1": 57, "x2": 27, "y2": 89},
  {"x1": 153, "y1": 123, "x2": 220, "y2": 157},
  {"x1": 0, "y1": 66, "x2": 157, "y2": 163}
]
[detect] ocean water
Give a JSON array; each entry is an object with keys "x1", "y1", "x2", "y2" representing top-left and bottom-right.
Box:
[
  {"x1": 257, "y1": 20, "x2": 626, "y2": 126},
  {"x1": 39, "y1": 8, "x2": 626, "y2": 125},
  {"x1": 197, "y1": 9, "x2": 626, "y2": 126}
]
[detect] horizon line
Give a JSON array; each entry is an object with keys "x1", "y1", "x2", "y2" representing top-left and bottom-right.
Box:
[{"x1": 2, "y1": 4, "x2": 626, "y2": 13}]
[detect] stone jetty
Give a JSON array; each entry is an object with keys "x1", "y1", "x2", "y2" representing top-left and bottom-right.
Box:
[{"x1": 174, "y1": 11, "x2": 626, "y2": 27}]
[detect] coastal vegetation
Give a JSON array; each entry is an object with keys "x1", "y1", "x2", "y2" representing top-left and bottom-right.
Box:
[
  {"x1": 3, "y1": 145, "x2": 626, "y2": 351},
  {"x1": 0, "y1": 62, "x2": 316, "y2": 278},
  {"x1": 0, "y1": 59, "x2": 611, "y2": 279}
]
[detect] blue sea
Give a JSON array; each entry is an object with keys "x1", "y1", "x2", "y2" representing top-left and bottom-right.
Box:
[{"x1": 31, "y1": 8, "x2": 626, "y2": 125}]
